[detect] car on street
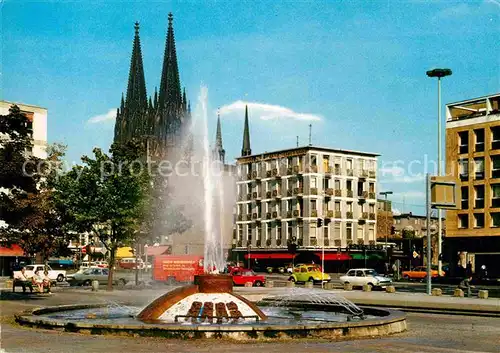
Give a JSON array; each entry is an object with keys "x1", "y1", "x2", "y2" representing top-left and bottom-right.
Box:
[
  {"x1": 230, "y1": 269, "x2": 266, "y2": 287},
  {"x1": 66, "y1": 267, "x2": 128, "y2": 286},
  {"x1": 14, "y1": 264, "x2": 66, "y2": 282},
  {"x1": 340, "y1": 268, "x2": 392, "y2": 289},
  {"x1": 288, "y1": 264, "x2": 331, "y2": 284},
  {"x1": 402, "y1": 266, "x2": 444, "y2": 280}
]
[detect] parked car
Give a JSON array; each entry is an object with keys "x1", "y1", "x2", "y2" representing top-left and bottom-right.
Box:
[
  {"x1": 14, "y1": 264, "x2": 66, "y2": 282},
  {"x1": 230, "y1": 269, "x2": 266, "y2": 287},
  {"x1": 92, "y1": 261, "x2": 108, "y2": 268},
  {"x1": 340, "y1": 268, "x2": 392, "y2": 289},
  {"x1": 402, "y1": 266, "x2": 444, "y2": 280},
  {"x1": 288, "y1": 264, "x2": 331, "y2": 284},
  {"x1": 66, "y1": 267, "x2": 128, "y2": 286}
]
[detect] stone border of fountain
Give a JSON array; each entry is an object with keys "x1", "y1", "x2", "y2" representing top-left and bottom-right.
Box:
[{"x1": 15, "y1": 304, "x2": 407, "y2": 341}]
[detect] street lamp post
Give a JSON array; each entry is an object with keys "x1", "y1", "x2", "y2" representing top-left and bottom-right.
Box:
[
  {"x1": 379, "y1": 191, "x2": 393, "y2": 259},
  {"x1": 426, "y1": 68, "x2": 452, "y2": 276}
]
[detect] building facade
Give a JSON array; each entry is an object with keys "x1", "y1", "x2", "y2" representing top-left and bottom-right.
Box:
[
  {"x1": 0, "y1": 100, "x2": 48, "y2": 159},
  {"x1": 445, "y1": 92, "x2": 500, "y2": 277},
  {"x1": 393, "y1": 213, "x2": 443, "y2": 239}
]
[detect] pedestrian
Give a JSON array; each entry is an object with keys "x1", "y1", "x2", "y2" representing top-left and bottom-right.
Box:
[{"x1": 458, "y1": 276, "x2": 474, "y2": 297}]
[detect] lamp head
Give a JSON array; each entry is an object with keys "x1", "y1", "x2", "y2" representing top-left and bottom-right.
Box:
[{"x1": 426, "y1": 68, "x2": 452, "y2": 78}]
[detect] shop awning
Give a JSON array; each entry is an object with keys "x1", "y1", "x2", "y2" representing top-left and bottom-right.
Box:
[
  {"x1": 350, "y1": 252, "x2": 385, "y2": 260},
  {"x1": 244, "y1": 253, "x2": 296, "y2": 260},
  {"x1": 146, "y1": 245, "x2": 171, "y2": 256},
  {"x1": 115, "y1": 247, "x2": 134, "y2": 258},
  {"x1": 315, "y1": 252, "x2": 352, "y2": 261},
  {"x1": 0, "y1": 244, "x2": 24, "y2": 257}
]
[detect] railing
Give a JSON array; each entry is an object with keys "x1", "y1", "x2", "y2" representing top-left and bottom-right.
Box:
[
  {"x1": 369, "y1": 192, "x2": 376, "y2": 199},
  {"x1": 335, "y1": 210, "x2": 342, "y2": 218},
  {"x1": 293, "y1": 165, "x2": 303, "y2": 174},
  {"x1": 266, "y1": 212, "x2": 272, "y2": 219},
  {"x1": 324, "y1": 239, "x2": 330, "y2": 246},
  {"x1": 347, "y1": 190, "x2": 354, "y2": 197},
  {"x1": 266, "y1": 239, "x2": 272, "y2": 246},
  {"x1": 361, "y1": 212, "x2": 368, "y2": 219},
  {"x1": 293, "y1": 209, "x2": 301, "y2": 217},
  {"x1": 311, "y1": 210, "x2": 318, "y2": 217},
  {"x1": 246, "y1": 214, "x2": 252, "y2": 221},
  {"x1": 369, "y1": 170, "x2": 376, "y2": 178},
  {"x1": 310, "y1": 187, "x2": 318, "y2": 195},
  {"x1": 287, "y1": 210, "x2": 293, "y2": 218},
  {"x1": 357, "y1": 238, "x2": 364, "y2": 245},
  {"x1": 237, "y1": 215, "x2": 243, "y2": 221},
  {"x1": 266, "y1": 170, "x2": 272, "y2": 178},
  {"x1": 287, "y1": 189, "x2": 293, "y2": 197},
  {"x1": 293, "y1": 187, "x2": 303, "y2": 195},
  {"x1": 272, "y1": 168, "x2": 280, "y2": 178},
  {"x1": 276, "y1": 238, "x2": 282, "y2": 246},
  {"x1": 325, "y1": 188, "x2": 334, "y2": 196},
  {"x1": 335, "y1": 189, "x2": 342, "y2": 197},
  {"x1": 272, "y1": 211, "x2": 280, "y2": 218},
  {"x1": 310, "y1": 238, "x2": 318, "y2": 246},
  {"x1": 273, "y1": 189, "x2": 282, "y2": 198},
  {"x1": 252, "y1": 213, "x2": 258, "y2": 219},
  {"x1": 335, "y1": 167, "x2": 341, "y2": 175},
  {"x1": 334, "y1": 239, "x2": 341, "y2": 247},
  {"x1": 347, "y1": 169, "x2": 354, "y2": 176},
  {"x1": 326, "y1": 210, "x2": 334, "y2": 218},
  {"x1": 369, "y1": 212, "x2": 376, "y2": 220},
  {"x1": 346, "y1": 211, "x2": 353, "y2": 219},
  {"x1": 266, "y1": 191, "x2": 272, "y2": 198},
  {"x1": 246, "y1": 193, "x2": 252, "y2": 200}
]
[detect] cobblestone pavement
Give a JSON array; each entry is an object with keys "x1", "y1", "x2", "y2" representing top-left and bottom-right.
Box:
[{"x1": 1, "y1": 289, "x2": 499, "y2": 353}]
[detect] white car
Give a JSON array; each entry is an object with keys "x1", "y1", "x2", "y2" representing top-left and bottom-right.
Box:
[
  {"x1": 14, "y1": 264, "x2": 66, "y2": 282},
  {"x1": 339, "y1": 268, "x2": 392, "y2": 289}
]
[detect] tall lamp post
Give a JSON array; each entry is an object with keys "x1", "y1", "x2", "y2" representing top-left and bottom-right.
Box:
[
  {"x1": 426, "y1": 68, "x2": 452, "y2": 276},
  {"x1": 379, "y1": 191, "x2": 393, "y2": 259}
]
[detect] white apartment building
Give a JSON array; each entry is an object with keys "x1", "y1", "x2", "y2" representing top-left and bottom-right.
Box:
[
  {"x1": 234, "y1": 146, "x2": 379, "y2": 255},
  {"x1": 0, "y1": 100, "x2": 48, "y2": 159}
]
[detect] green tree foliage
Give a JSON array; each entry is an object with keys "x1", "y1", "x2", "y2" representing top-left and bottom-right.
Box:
[
  {"x1": 54, "y1": 140, "x2": 150, "y2": 290},
  {"x1": 0, "y1": 105, "x2": 73, "y2": 261}
]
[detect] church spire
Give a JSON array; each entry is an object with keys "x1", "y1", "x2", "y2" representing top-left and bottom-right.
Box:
[
  {"x1": 158, "y1": 12, "x2": 182, "y2": 110},
  {"x1": 125, "y1": 21, "x2": 147, "y2": 112},
  {"x1": 241, "y1": 105, "x2": 251, "y2": 156},
  {"x1": 213, "y1": 110, "x2": 225, "y2": 163}
]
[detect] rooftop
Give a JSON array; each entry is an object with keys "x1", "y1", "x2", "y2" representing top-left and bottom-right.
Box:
[
  {"x1": 236, "y1": 145, "x2": 379, "y2": 161},
  {"x1": 446, "y1": 93, "x2": 500, "y2": 123}
]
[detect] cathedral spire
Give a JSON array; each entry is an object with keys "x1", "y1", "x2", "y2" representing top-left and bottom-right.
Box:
[
  {"x1": 158, "y1": 12, "x2": 182, "y2": 110},
  {"x1": 125, "y1": 21, "x2": 147, "y2": 112},
  {"x1": 213, "y1": 110, "x2": 225, "y2": 163},
  {"x1": 241, "y1": 105, "x2": 251, "y2": 156}
]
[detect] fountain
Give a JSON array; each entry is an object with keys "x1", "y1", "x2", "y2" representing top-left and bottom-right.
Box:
[{"x1": 14, "y1": 86, "x2": 406, "y2": 340}]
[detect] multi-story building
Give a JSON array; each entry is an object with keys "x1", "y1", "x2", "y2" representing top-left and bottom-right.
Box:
[
  {"x1": 0, "y1": 100, "x2": 48, "y2": 159},
  {"x1": 445, "y1": 92, "x2": 500, "y2": 277},
  {"x1": 376, "y1": 198, "x2": 393, "y2": 240},
  {"x1": 393, "y1": 213, "x2": 443, "y2": 239},
  {"x1": 234, "y1": 107, "x2": 379, "y2": 266}
]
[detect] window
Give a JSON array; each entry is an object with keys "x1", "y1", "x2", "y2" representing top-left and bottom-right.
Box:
[
  {"x1": 323, "y1": 226, "x2": 329, "y2": 240},
  {"x1": 323, "y1": 178, "x2": 329, "y2": 190},
  {"x1": 266, "y1": 223, "x2": 272, "y2": 240},
  {"x1": 346, "y1": 223, "x2": 353, "y2": 240},
  {"x1": 257, "y1": 224, "x2": 262, "y2": 241},
  {"x1": 474, "y1": 158, "x2": 484, "y2": 179},
  {"x1": 335, "y1": 201, "x2": 341, "y2": 211},
  {"x1": 458, "y1": 214, "x2": 468, "y2": 229},
  {"x1": 297, "y1": 222, "x2": 304, "y2": 240},
  {"x1": 238, "y1": 226, "x2": 243, "y2": 240},
  {"x1": 475, "y1": 129, "x2": 484, "y2": 152},
  {"x1": 369, "y1": 204, "x2": 375, "y2": 213},
  {"x1": 491, "y1": 184, "x2": 500, "y2": 207},
  {"x1": 491, "y1": 126, "x2": 500, "y2": 149},
  {"x1": 474, "y1": 213, "x2": 484, "y2": 228},
  {"x1": 287, "y1": 221, "x2": 293, "y2": 240},
  {"x1": 310, "y1": 199, "x2": 317, "y2": 210},
  {"x1": 334, "y1": 222, "x2": 341, "y2": 239},
  {"x1": 458, "y1": 131, "x2": 468, "y2": 154},
  {"x1": 357, "y1": 181, "x2": 364, "y2": 196},
  {"x1": 246, "y1": 203, "x2": 252, "y2": 214},
  {"x1": 492, "y1": 156, "x2": 500, "y2": 178},
  {"x1": 459, "y1": 159, "x2": 469, "y2": 180},
  {"x1": 491, "y1": 213, "x2": 500, "y2": 227},
  {"x1": 334, "y1": 180, "x2": 341, "y2": 189},
  {"x1": 474, "y1": 185, "x2": 484, "y2": 209},
  {"x1": 347, "y1": 202, "x2": 353, "y2": 212},
  {"x1": 369, "y1": 183, "x2": 375, "y2": 192},
  {"x1": 368, "y1": 227, "x2": 375, "y2": 241},
  {"x1": 461, "y1": 186, "x2": 469, "y2": 209},
  {"x1": 311, "y1": 155, "x2": 317, "y2": 166},
  {"x1": 347, "y1": 180, "x2": 352, "y2": 190},
  {"x1": 246, "y1": 225, "x2": 252, "y2": 242},
  {"x1": 277, "y1": 223, "x2": 282, "y2": 241},
  {"x1": 323, "y1": 156, "x2": 329, "y2": 172},
  {"x1": 346, "y1": 159, "x2": 353, "y2": 170},
  {"x1": 357, "y1": 225, "x2": 364, "y2": 240}
]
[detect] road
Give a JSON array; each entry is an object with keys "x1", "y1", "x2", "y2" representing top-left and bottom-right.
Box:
[{"x1": 1, "y1": 289, "x2": 499, "y2": 352}]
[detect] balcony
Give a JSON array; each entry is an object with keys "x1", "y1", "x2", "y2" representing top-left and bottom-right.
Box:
[
  {"x1": 369, "y1": 170, "x2": 376, "y2": 178},
  {"x1": 306, "y1": 165, "x2": 318, "y2": 173},
  {"x1": 253, "y1": 192, "x2": 261, "y2": 200},
  {"x1": 311, "y1": 210, "x2": 318, "y2": 217},
  {"x1": 287, "y1": 167, "x2": 293, "y2": 175},
  {"x1": 287, "y1": 189, "x2": 293, "y2": 197},
  {"x1": 324, "y1": 239, "x2": 330, "y2": 246},
  {"x1": 334, "y1": 239, "x2": 341, "y2": 247},
  {"x1": 335, "y1": 210, "x2": 342, "y2": 218},
  {"x1": 293, "y1": 187, "x2": 304, "y2": 196},
  {"x1": 369, "y1": 212, "x2": 376, "y2": 220},
  {"x1": 358, "y1": 191, "x2": 368, "y2": 201},
  {"x1": 310, "y1": 238, "x2": 318, "y2": 246},
  {"x1": 293, "y1": 209, "x2": 301, "y2": 218},
  {"x1": 369, "y1": 192, "x2": 376, "y2": 199},
  {"x1": 325, "y1": 188, "x2": 334, "y2": 197},
  {"x1": 346, "y1": 211, "x2": 354, "y2": 219},
  {"x1": 347, "y1": 169, "x2": 354, "y2": 176},
  {"x1": 266, "y1": 191, "x2": 272, "y2": 199},
  {"x1": 246, "y1": 214, "x2": 252, "y2": 221},
  {"x1": 276, "y1": 238, "x2": 283, "y2": 246},
  {"x1": 324, "y1": 167, "x2": 333, "y2": 177},
  {"x1": 246, "y1": 172, "x2": 252, "y2": 180},
  {"x1": 246, "y1": 193, "x2": 252, "y2": 201},
  {"x1": 334, "y1": 167, "x2": 341, "y2": 175},
  {"x1": 310, "y1": 187, "x2": 318, "y2": 195},
  {"x1": 252, "y1": 170, "x2": 261, "y2": 180},
  {"x1": 272, "y1": 168, "x2": 280, "y2": 178},
  {"x1": 359, "y1": 170, "x2": 369, "y2": 179},
  {"x1": 252, "y1": 213, "x2": 258, "y2": 220},
  {"x1": 266, "y1": 239, "x2": 272, "y2": 247},
  {"x1": 286, "y1": 210, "x2": 293, "y2": 218},
  {"x1": 238, "y1": 195, "x2": 244, "y2": 201},
  {"x1": 273, "y1": 189, "x2": 282, "y2": 198},
  {"x1": 335, "y1": 189, "x2": 342, "y2": 197},
  {"x1": 237, "y1": 214, "x2": 243, "y2": 221},
  {"x1": 326, "y1": 210, "x2": 334, "y2": 218},
  {"x1": 347, "y1": 190, "x2": 354, "y2": 198},
  {"x1": 266, "y1": 170, "x2": 272, "y2": 178},
  {"x1": 237, "y1": 239, "x2": 243, "y2": 247},
  {"x1": 256, "y1": 239, "x2": 262, "y2": 247},
  {"x1": 266, "y1": 212, "x2": 272, "y2": 219},
  {"x1": 272, "y1": 211, "x2": 281, "y2": 219}
]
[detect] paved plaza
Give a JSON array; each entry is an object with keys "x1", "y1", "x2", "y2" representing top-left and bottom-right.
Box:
[{"x1": 1, "y1": 288, "x2": 499, "y2": 353}]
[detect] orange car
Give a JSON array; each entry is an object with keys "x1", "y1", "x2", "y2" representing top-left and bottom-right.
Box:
[{"x1": 402, "y1": 266, "x2": 444, "y2": 280}]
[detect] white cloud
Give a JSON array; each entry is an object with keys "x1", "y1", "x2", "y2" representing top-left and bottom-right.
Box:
[
  {"x1": 399, "y1": 191, "x2": 425, "y2": 199},
  {"x1": 219, "y1": 100, "x2": 322, "y2": 121},
  {"x1": 379, "y1": 166, "x2": 424, "y2": 184},
  {"x1": 87, "y1": 109, "x2": 116, "y2": 124}
]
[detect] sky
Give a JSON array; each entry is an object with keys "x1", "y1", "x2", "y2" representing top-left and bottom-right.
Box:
[{"x1": 2, "y1": 0, "x2": 499, "y2": 215}]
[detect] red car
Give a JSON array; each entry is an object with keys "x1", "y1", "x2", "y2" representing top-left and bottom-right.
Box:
[{"x1": 230, "y1": 269, "x2": 266, "y2": 287}]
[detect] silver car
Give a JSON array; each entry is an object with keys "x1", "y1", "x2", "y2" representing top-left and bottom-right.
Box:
[
  {"x1": 67, "y1": 267, "x2": 127, "y2": 286},
  {"x1": 339, "y1": 268, "x2": 392, "y2": 289}
]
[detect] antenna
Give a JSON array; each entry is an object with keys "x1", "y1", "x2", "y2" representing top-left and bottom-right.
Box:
[
  {"x1": 308, "y1": 124, "x2": 312, "y2": 146},
  {"x1": 296, "y1": 136, "x2": 299, "y2": 147}
]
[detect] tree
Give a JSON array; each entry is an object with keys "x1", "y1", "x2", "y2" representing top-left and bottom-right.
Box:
[
  {"x1": 0, "y1": 106, "x2": 73, "y2": 261},
  {"x1": 55, "y1": 140, "x2": 149, "y2": 290}
]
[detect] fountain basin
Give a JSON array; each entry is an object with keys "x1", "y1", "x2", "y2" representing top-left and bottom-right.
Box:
[{"x1": 15, "y1": 303, "x2": 406, "y2": 340}]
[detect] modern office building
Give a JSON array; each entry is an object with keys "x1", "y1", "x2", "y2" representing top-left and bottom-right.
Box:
[
  {"x1": 445, "y1": 92, "x2": 500, "y2": 277},
  {"x1": 233, "y1": 107, "x2": 379, "y2": 266},
  {"x1": 0, "y1": 100, "x2": 48, "y2": 159}
]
